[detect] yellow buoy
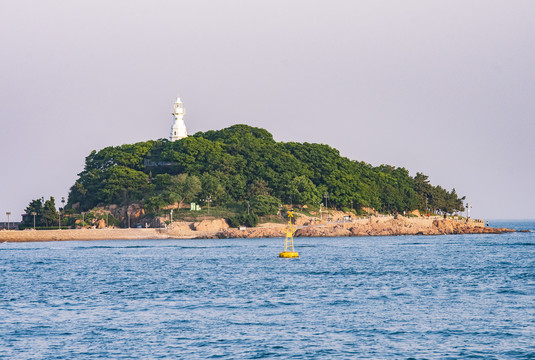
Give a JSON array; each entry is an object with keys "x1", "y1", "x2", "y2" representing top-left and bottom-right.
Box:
[
  {"x1": 279, "y1": 251, "x2": 299, "y2": 258},
  {"x1": 279, "y1": 210, "x2": 299, "y2": 258}
]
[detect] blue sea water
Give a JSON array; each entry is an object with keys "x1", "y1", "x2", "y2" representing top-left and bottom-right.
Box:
[{"x1": 1, "y1": 221, "x2": 534, "y2": 359}]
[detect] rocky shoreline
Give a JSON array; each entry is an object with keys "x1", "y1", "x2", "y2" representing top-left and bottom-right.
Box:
[
  {"x1": 0, "y1": 216, "x2": 517, "y2": 243},
  {"x1": 214, "y1": 216, "x2": 515, "y2": 239}
]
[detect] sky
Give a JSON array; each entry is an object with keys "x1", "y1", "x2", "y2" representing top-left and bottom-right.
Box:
[{"x1": 1, "y1": 0, "x2": 534, "y2": 221}]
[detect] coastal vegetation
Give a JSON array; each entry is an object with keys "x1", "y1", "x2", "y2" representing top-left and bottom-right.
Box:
[
  {"x1": 21, "y1": 125, "x2": 465, "y2": 228},
  {"x1": 48, "y1": 124, "x2": 465, "y2": 226}
]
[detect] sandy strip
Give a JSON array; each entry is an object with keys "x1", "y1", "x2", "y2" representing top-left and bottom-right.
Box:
[{"x1": 0, "y1": 228, "x2": 171, "y2": 242}]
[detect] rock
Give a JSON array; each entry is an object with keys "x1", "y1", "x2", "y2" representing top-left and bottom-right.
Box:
[
  {"x1": 215, "y1": 227, "x2": 283, "y2": 239},
  {"x1": 167, "y1": 221, "x2": 195, "y2": 236},
  {"x1": 294, "y1": 216, "x2": 312, "y2": 226},
  {"x1": 194, "y1": 219, "x2": 229, "y2": 232},
  {"x1": 96, "y1": 219, "x2": 106, "y2": 229},
  {"x1": 433, "y1": 219, "x2": 455, "y2": 234},
  {"x1": 159, "y1": 214, "x2": 518, "y2": 239}
]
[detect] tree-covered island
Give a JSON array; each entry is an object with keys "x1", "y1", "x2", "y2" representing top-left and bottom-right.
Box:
[{"x1": 24, "y1": 124, "x2": 465, "y2": 229}]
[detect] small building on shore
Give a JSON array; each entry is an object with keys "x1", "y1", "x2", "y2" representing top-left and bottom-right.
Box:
[{"x1": 0, "y1": 221, "x2": 21, "y2": 230}]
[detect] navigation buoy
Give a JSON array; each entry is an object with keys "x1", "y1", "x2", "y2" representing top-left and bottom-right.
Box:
[{"x1": 279, "y1": 211, "x2": 299, "y2": 258}]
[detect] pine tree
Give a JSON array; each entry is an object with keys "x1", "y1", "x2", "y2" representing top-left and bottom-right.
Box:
[{"x1": 42, "y1": 197, "x2": 58, "y2": 227}]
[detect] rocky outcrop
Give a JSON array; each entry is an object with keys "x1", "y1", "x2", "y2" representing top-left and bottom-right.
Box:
[
  {"x1": 292, "y1": 217, "x2": 515, "y2": 238},
  {"x1": 96, "y1": 219, "x2": 106, "y2": 229},
  {"x1": 196, "y1": 217, "x2": 515, "y2": 239},
  {"x1": 215, "y1": 227, "x2": 283, "y2": 239},
  {"x1": 431, "y1": 219, "x2": 514, "y2": 235},
  {"x1": 167, "y1": 221, "x2": 195, "y2": 237},
  {"x1": 193, "y1": 219, "x2": 229, "y2": 232},
  {"x1": 294, "y1": 225, "x2": 351, "y2": 237}
]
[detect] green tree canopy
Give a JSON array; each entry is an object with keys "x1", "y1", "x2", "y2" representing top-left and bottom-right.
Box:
[
  {"x1": 250, "y1": 195, "x2": 281, "y2": 216},
  {"x1": 66, "y1": 124, "x2": 466, "y2": 215},
  {"x1": 287, "y1": 176, "x2": 320, "y2": 206},
  {"x1": 168, "y1": 174, "x2": 202, "y2": 206},
  {"x1": 24, "y1": 199, "x2": 44, "y2": 226},
  {"x1": 42, "y1": 197, "x2": 57, "y2": 227}
]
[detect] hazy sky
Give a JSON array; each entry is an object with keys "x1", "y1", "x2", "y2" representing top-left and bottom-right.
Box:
[{"x1": 1, "y1": 0, "x2": 534, "y2": 221}]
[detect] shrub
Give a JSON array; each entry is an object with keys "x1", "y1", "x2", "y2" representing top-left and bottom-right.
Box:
[
  {"x1": 226, "y1": 213, "x2": 259, "y2": 228},
  {"x1": 244, "y1": 213, "x2": 258, "y2": 227},
  {"x1": 250, "y1": 195, "x2": 280, "y2": 216},
  {"x1": 226, "y1": 216, "x2": 242, "y2": 228}
]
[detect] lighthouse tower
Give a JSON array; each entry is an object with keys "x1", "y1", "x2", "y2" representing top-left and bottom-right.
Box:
[{"x1": 170, "y1": 97, "x2": 188, "y2": 141}]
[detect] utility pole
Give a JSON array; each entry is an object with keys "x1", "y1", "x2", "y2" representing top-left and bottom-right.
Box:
[
  {"x1": 6, "y1": 212, "x2": 11, "y2": 230},
  {"x1": 61, "y1": 197, "x2": 65, "y2": 229},
  {"x1": 206, "y1": 195, "x2": 212, "y2": 215},
  {"x1": 31, "y1": 212, "x2": 37, "y2": 229},
  {"x1": 246, "y1": 200, "x2": 250, "y2": 215}
]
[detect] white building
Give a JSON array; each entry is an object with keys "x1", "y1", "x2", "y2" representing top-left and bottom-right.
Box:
[{"x1": 170, "y1": 97, "x2": 188, "y2": 141}]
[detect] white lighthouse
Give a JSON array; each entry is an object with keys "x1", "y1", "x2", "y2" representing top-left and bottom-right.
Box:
[{"x1": 170, "y1": 97, "x2": 188, "y2": 141}]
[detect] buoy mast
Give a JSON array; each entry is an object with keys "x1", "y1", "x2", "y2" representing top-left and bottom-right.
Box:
[{"x1": 279, "y1": 211, "x2": 299, "y2": 258}]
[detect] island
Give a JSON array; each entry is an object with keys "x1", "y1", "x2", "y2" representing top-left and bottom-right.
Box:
[{"x1": 3, "y1": 124, "x2": 517, "y2": 242}]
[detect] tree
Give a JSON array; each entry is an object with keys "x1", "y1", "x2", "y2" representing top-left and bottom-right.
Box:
[
  {"x1": 250, "y1": 195, "x2": 280, "y2": 216},
  {"x1": 287, "y1": 176, "x2": 320, "y2": 206},
  {"x1": 84, "y1": 141, "x2": 155, "y2": 172},
  {"x1": 24, "y1": 199, "x2": 44, "y2": 226},
  {"x1": 97, "y1": 166, "x2": 149, "y2": 205},
  {"x1": 226, "y1": 213, "x2": 259, "y2": 228},
  {"x1": 413, "y1": 172, "x2": 432, "y2": 210},
  {"x1": 247, "y1": 178, "x2": 271, "y2": 198},
  {"x1": 66, "y1": 124, "x2": 466, "y2": 218},
  {"x1": 169, "y1": 174, "x2": 202, "y2": 207},
  {"x1": 42, "y1": 197, "x2": 58, "y2": 227},
  {"x1": 67, "y1": 181, "x2": 88, "y2": 209},
  {"x1": 200, "y1": 173, "x2": 225, "y2": 204}
]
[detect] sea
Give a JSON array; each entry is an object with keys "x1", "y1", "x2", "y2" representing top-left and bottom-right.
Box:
[{"x1": 1, "y1": 220, "x2": 534, "y2": 359}]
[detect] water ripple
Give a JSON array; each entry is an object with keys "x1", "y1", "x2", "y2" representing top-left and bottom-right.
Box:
[{"x1": 1, "y1": 225, "x2": 534, "y2": 358}]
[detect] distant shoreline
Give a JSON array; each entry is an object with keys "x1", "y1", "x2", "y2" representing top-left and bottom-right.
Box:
[{"x1": 0, "y1": 216, "x2": 517, "y2": 243}]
